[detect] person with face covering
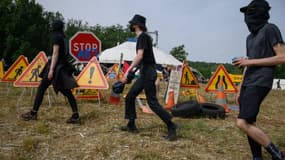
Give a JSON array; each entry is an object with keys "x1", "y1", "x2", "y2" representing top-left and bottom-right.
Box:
[
  {"x1": 120, "y1": 14, "x2": 178, "y2": 141},
  {"x1": 21, "y1": 20, "x2": 80, "y2": 124},
  {"x1": 233, "y1": 0, "x2": 285, "y2": 159}
]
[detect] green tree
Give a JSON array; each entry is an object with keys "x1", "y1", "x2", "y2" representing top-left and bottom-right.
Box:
[
  {"x1": 1, "y1": 0, "x2": 63, "y2": 66},
  {"x1": 170, "y1": 45, "x2": 188, "y2": 62}
]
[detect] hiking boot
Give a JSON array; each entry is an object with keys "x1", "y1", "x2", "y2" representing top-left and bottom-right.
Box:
[
  {"x1": 21, "y1": 111, "x2": 37, "y2": 121},
  {"x1": 66, "y1": 114, "x2": 80, "y2": 124},
  {"x1": 165, "y1": 124, "x2": 179, "y2": 141},
  {"x1": 120, "y1": 125, "x2": 139, "y2": 133}
]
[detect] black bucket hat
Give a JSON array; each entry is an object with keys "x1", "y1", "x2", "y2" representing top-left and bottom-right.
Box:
[
  {"x1": 112, "y1": 81, "x2": 125, "y2": 94},
  {"x1": 129, "y1": 14, "x2": 146, "y2": 29},
  {"x1": 52, "y1": 20, "x2": 64, "y2": 32},
  {"x1": 240, "y1": 0, "x2": 271, "y2": 13}
]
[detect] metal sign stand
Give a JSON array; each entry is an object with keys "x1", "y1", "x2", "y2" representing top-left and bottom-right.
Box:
[
  {"x1": 6, "y1": 83, "x2": 12, "y2": 96},
  {"x1": 16, "y1": 87, "x2": 27, "y2": 112}
]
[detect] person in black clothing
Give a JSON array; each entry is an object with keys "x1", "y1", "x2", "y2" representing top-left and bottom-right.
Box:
[
  {"x1": 120, "y1": 14, "x2": 178, "y2": 141},
  {"x1": 21, "y1": 20, "x2": 80, "y2": 124},
  {"x1": 233, "y1": 0, "x2": 285, "y2": 159}
]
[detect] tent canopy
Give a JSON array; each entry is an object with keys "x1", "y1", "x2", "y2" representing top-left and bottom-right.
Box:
[{"x1": 99, "y1": 41, "x2": 182, "y2": 66}]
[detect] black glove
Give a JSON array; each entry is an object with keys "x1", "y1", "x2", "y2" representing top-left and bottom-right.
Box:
[{"x1": 126, "y1": 71, "x2": 135, "y2": 84}]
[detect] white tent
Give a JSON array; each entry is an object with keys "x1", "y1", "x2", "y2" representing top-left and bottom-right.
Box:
[{"x1": 99, "y1": 41, "x2": 182, "y2": 66}]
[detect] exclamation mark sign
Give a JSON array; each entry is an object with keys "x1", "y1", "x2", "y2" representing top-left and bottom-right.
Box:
[{"x1": 88, "y1": 67, "x2": 95, "y2": 84}]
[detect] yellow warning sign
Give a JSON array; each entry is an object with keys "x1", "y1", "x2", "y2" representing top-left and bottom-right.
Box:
[
  {"x1": 76, "y1": 56, "x2": 109, "y2": 89},
  {"x1": 205, "y1": 64, "x2": 238, "y2": 93},
  {"x1": 180, "y1": 63, "x2": 200, "y2": 88},
  {"x1": 72, "y1": 89, "x2": 102, "y2": 100},
  {"x1": 1, "y1": 55, "x2": 29, "y2": 82},
  {"x1": 14, "y1": 51, "x2": 48, "y2": 87},
  {"x1": 0, "y1": 61, "x2": 4, "y2": 80},
  {"x1": 229, "y1": 74, "x2": 243, "y2": 84},
  {"x1": 105, "y1": 64, "x2": 124, "y2": 81}
]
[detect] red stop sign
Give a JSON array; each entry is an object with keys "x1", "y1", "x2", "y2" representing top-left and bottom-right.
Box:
[{"x1": 69, "y1": 32, "x2": 101, "y2": 62}]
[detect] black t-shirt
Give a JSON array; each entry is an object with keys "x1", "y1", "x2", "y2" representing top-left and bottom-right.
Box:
[
  {"x1": 243, "y1": 23, "x2": 284, "y2": 88},
  {"x1": 51, "y1": 33, "x2": 66, "y2": 62},
  {"x1": 136, "y1": 32, "x2": 156, "y2": 65}
]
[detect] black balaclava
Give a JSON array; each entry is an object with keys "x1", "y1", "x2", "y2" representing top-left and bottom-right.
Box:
[{"x1": 242, "y1": 0, "x2": 271, "y2": 34}]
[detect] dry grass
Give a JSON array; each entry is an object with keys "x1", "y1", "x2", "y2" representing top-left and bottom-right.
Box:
[{"x1": 0, "y1": 82, "x2": 284, "y2": 160}]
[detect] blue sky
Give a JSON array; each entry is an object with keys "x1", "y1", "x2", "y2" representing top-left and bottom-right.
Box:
[{"x1": 36, "y1": 0, "x2": 285, "y2": 63}]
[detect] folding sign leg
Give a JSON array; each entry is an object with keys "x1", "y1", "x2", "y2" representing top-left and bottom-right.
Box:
[
  {"x1": 30, "y1": 87, "x2": 34, "y2": 102},
  {"x1": 50, "y1": 87, "x2": 57, "y2": 104},
  {"x1": 0, "y1": 83, "x2": 4, "y2": 96},
  {"x1": 16, "y1": 87, "x2": 26, "y2": 111},
  {"x1": 6, "y1": 82, "x2": 11, "y2": 96},
  {"x1": 98, "y1": 90, "x2": 101, "y2": 107},
  {"x1": 47, "y1": 87, "x2": 52, "y2": 107}
]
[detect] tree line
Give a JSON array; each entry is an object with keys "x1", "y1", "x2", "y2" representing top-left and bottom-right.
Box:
[
  {"x1": 1, "y1": 0, "x2": 284, "y2": 79},
  {"x1": 0, "y1": 0, "x2": 134, "y2": 68}
]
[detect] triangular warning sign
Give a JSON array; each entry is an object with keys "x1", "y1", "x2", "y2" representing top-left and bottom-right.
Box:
[
  {"x1": 180, "y1": 62, "x2": 200, "y2": 88},
  {"x1": 105, "y1": 63, "x2": 124, "y2": 81},
  {"x1": 205, "y1": 64, "x2": 237, "y2": 93},
  {"x1": 14, "y1": 51, "x2": 48, "y2": 87},
  {"x1": 0, "y1": 61, "x2": 4, "y2": 80},
  {"x1": 76, "y1": 56, "x2": 109, "y2": 89},
  {"x1": 2, "y1": 55, "x2": 29, "y2": 82}
]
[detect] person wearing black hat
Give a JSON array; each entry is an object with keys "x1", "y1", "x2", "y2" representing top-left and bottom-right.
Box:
[
  {"x1": 21, "y1": 20, "x2": 80, "y2": 124},
  {"x1": 233, "y1": 0, "x2": 285, "y2": 159},
  {"x1": 120, "y1": 14, "x2": 178, "y2": 141}
]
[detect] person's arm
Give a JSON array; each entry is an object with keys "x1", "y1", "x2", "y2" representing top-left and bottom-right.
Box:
[
  {"x1": 121, "y1": 49, "x2": 143, "y2": 83},
  {"x1": 233, "y1": 43, "x2": 285, "y2": 67},
  {"x1": 48, "y1": 45, "x2": 59, "y2": 80}
]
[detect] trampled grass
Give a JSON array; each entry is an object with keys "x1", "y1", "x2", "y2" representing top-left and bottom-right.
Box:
[{"x1": 0, "y1": 82, "x2": 284, "y2": 160}]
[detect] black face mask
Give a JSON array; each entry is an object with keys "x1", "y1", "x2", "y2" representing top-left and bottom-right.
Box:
[
  {"x1": 244, "y1": 7, "x2": 270, "y2": 34},
  {"x1": 129, "y1": 24, "x2": 135, "y2": 32}
]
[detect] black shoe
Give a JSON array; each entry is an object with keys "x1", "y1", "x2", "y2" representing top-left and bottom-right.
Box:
[
  {"x1": 253, "y1": 157, "x2": 263, "y2": 160},
  {"x1": 66, "y1": 115, "x2": 80, "y2": 124},
  {"x1": 165, "y1": 124, "x2": 179, "y2": 141},
  {"x1": 272, "y1": 151, "x2": 285, "y2": 160},
  {"x1": 120, "y1": 125, "x2": 139, "y2": 133},
  {"x1": 21, "y1": 111, "x2": 37, "y2": 121}
]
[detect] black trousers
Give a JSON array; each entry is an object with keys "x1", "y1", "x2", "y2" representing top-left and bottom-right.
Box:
[
  {"x1": 125, "y1": 65, "x2": 172, "y2": 125},
  {"x1": 32, "y1": 77, "x2": 78, "y2": 114}
]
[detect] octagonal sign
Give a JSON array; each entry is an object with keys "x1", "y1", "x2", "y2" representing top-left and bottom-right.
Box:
[{"x1": 69, "y1": 31, "x2": 101, "y2": 63}]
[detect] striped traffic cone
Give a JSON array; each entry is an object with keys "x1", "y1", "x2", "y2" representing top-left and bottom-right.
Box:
[
  {"x1": 215, "y1": 79, "x2": 229, "y2": 113},
  {"x1": 109, "y1": 92, "x2": 120, "y2": 105},
  {"x1": 165, "y1": 88, "x2": 175, "y2": 110}
]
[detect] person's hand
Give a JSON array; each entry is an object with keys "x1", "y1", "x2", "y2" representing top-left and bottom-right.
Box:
[
  {"x1": 232, "y1": 57, "x2": 249, "y2": 68},
  {"x1": 48, "y1": 70, "x2": 53, "y2": 80}
]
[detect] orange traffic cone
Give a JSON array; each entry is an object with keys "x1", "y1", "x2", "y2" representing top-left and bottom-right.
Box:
[
  {"x1": 215, "y1": 79, "x2": 229, "y2": 113},
  {"x1": 109, "y1": 92, "x2": 120, "y2": 105},
  {"x1": 165, "y1": 88, "x2": 175, "y2": 110}
]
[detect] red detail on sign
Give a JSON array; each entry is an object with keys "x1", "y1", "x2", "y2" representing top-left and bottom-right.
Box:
[{"x1": 69, "y1": 32, "x2": 101, "y2": 63}]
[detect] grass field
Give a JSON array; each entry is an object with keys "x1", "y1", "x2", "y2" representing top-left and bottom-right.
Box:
[{"x1": 0, "y1": 82, "x2": 284, "y2": 160}]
